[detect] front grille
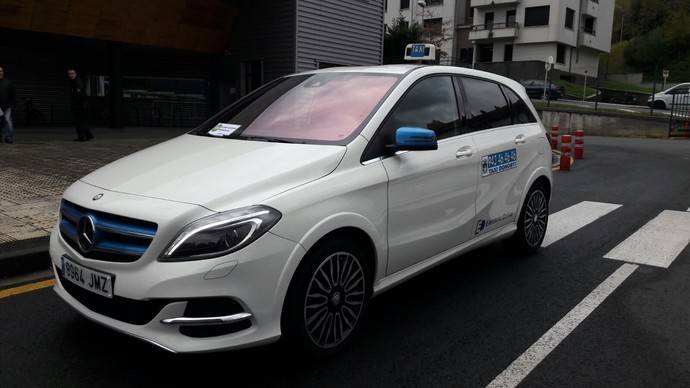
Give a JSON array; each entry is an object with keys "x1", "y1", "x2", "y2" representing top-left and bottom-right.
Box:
[
  {"x1": 59, "y1": 200, "x2": 157, "y2": 262},
  {"x1": 57, "y1": 266, "x2": 167, "y2": 325}
]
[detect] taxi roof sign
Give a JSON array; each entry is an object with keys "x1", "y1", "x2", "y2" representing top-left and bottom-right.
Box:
[{"x1": 404, "y1": 43, "x2": 436, "y2": 61}]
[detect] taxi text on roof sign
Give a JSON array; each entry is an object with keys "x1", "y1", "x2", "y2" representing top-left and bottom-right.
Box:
[{"x1": 404, "y1": 43, "x2": 436, "y2": 61}]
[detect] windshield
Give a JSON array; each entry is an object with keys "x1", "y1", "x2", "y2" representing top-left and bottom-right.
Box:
[{"x1": 196, "y1": 72, "x2": 400, "y2": 144}]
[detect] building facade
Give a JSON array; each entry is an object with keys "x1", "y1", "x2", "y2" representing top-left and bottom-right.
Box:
[
  {"x1": 0, "y1": 0, "x2": 384, "y2": 128},
  {"x1": 384, "y1": 0, "x2": 472, "y2": 63},
  {"x1": 468, "y1": 0, "x2": 613, "y2": 78}
]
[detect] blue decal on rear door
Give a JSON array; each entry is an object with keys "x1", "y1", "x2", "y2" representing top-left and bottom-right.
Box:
[{"x1": 481, "y1": 148, "x2": 517, "y2": 177}]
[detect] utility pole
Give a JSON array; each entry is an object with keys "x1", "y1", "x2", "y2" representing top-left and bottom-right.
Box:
[{"x1": 619, "y1": 14, "x2": 624, "y2": 43}]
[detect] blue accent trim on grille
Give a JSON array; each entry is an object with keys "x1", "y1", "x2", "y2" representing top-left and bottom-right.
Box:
[
  {"x1": 60, "y1": 219, "x2": 78, "y2": 241},
  {"x1": 59, "y1": 200, "x2": 158, "y2": 262},
  {"x1": 95, "y1": 216, "x2": 157, "y2": 238},
  {"x1": 94, "y1": 240, "x2": 148, "y2": 256}
]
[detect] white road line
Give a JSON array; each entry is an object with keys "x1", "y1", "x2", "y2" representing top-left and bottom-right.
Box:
[
  {"x1": 604, "y1": 210, "x2": 690, "y2": 268},
  {"x1": 542, "y1": 201, "x2": 622, "y2": 247},
  {"x1": 486, "y1": 263, "x2": 638, "y2": 388}
]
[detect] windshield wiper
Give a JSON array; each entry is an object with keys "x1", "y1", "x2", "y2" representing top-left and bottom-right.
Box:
[{"x1": 238, "y1": 135, "x2": 302, "y2": 144}]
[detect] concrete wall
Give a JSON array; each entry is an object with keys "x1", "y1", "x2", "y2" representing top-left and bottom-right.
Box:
[{"x1": 540, "y1": 110, "x2": 669, "y2": 139}]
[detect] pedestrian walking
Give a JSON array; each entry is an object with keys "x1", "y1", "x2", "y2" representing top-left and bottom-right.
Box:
[
  {"x1": 0, "y1": 66, "x2": 16, "y2": 144},
  {"x1": 68, "y1": 68, "x2": 94, "y2": 142}
]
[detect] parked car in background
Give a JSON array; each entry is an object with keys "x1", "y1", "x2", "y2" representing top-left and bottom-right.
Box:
[
  {"x1": 648, "y1": 83, "x2": 690, "y2": 110},
  {"x1": 521, "y1": 80, "x2": 563, "y2": 100}
]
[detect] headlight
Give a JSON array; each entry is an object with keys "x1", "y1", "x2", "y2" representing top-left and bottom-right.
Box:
[{"x1": 159, "y1": 205, "x2": 282, "y2": 262}]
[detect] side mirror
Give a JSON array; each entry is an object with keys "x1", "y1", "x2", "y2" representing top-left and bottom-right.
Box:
[{"x1": 393, "y1": 127, "x2": 438, "y2": 152}]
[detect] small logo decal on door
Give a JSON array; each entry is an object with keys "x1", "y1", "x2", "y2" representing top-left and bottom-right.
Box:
[
  {"x1": 474, "y1": 212, "x2": 515, "y2": 235},
  {"x1": 481, "y1": 148, "x2": 517, "y2": 177}
]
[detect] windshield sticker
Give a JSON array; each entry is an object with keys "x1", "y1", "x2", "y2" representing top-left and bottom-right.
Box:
[
  {"x1": 208, "y1": 123, "x2": 241, "y2": 137},
  {"x1": 481, "y1": 148, "x2": 517, "y2": 177}
]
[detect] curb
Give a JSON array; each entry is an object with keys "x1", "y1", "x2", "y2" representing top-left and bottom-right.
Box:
[{"x1": 0, "y1": 237, "x2": 51, "y2": 279}]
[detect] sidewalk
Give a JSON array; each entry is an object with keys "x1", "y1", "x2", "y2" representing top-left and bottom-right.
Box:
[{"x1": 0, "y1": 126, "x2": 187, "y2": 274}]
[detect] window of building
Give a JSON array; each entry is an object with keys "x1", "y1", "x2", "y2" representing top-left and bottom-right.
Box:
[
  {"x1": 364, "y1": 76, "x2": 461, "y2": 159},
  {"x1": 524, "y1": 6, "x2": 550, "y2": 27},
  {"x1": 506, "y1": 10, "x2": 516, "y2": 27},
  {"x1": 583, "y1": 15, "x2": 596, "y2": 35},
  {"x1": 504, "y1": 44, "x2": 513, "y2": 61},
  {"x1": 460, "y1": 77, "x2": 512, "y2": 131},
  {"x1": 425, "y1": 0, "x2": 443, "y2": 5},
  {"x1": 485, "y1": 12, "x2": 494, "y2": 29},
  {"x1": 556, "y1": 44, "x2": 566, "y2": 64},
  {"x1": 424, "y1": 18, "x2": 443, "y2": 37},
  {"x1": 501, "y1": 86, "x2": 537, "y2": 124},
  {"x1": 385, "y1": 0, "x2": 388, "y2": 11},
  {"x1": 478, "y1": 44, "x2": 493, "y2": 62},
  {"x1": 400, "y1": 0, "x2": 410, "y2": 10},
  {"x1": 565, "y1": 8, "x2": 575, "y2": 29}
]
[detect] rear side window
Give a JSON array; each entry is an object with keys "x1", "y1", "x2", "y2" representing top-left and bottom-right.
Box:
[
  {"x1": 460, "y1": 77, "x2": 511, "y2": 131},
  {"x1": 502, "y1": 86, "x2": 537, "y2": 124}
]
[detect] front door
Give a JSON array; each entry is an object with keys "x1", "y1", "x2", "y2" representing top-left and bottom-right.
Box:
[{"x1": 380, "y1": 76, "x2": 479, "y2": 274}]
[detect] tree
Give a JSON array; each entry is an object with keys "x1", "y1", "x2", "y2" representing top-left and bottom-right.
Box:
[
  {"x1": 383, "y1": 16, "x2": 423, "y2": 64},
  {"x1": 383, "y1": 11, "x2": 454, "y2": 65}
]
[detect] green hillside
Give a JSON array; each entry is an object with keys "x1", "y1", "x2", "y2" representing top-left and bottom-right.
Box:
[{"x1": 603, "y1": 0, "x2": 690, "y2": 82}]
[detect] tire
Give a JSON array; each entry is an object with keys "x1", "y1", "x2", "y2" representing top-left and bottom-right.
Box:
[
  {"x1": 654, "y1": 100, "x2": 667, "y2": 110},
  {"x1": 512, "y1": 183, "x2": 549, "y2": 253},
  {"x1": 281, "y1": 236, "x2": 372, "y2": 357}
]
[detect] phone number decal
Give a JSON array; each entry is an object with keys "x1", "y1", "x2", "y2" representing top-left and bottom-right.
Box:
[{"x1": 481, "y1": 148, "x2": 517, "y2": 177}]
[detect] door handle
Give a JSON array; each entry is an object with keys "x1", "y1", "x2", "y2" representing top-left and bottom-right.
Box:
[
  {"x1": 456, "y1": 146, "x2": 473, "y2": 158},
  {"x1": 514, "y1": 134, "x2": 527, "y2": 144}
]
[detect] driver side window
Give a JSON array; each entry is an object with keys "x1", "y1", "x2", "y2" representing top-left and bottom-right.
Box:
[{"x1": 363, "y1": 76, "x2": 462, "y2": 161}]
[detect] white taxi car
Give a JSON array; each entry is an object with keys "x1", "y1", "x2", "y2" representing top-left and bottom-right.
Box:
[{"x1": 50, "y1": 65, "x2": 552, "y2": 355}]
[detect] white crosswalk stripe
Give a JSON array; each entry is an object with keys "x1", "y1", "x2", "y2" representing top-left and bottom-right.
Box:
[
  {"x1": 604, "y1": 210, "x2": 690, "y2": 268},
  {"x1": 543, "y1": 201, "x2": 622, "y2": 247},
  {"x1": 486, "y1": 263, "x2": 639, "y2": 388}
]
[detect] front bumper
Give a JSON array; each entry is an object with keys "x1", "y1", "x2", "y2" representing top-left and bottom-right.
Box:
[{"x1": 50, "y1": 228, "x2": 305, "y2": 353}]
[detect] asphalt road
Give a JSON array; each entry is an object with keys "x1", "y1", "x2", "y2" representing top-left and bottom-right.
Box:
[{"x1": 2, "y1": 136, "x2": 690, "y2": 387}]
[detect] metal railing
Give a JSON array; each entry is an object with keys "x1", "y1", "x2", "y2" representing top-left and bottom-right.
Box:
[
  {"x1": 669, "y1": 93, "x2": 690, "y2": 137},
  {"x1": 471, "y1": 21, "x2": 519, "y2": 31}
]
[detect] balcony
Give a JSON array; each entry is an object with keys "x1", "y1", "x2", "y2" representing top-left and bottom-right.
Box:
[
  {"x1": 471, "y1": 0, "x2": 520, "y2": 8},
  {"x1": 468, "y1": 22, "x2": 519, "y2": 41}
]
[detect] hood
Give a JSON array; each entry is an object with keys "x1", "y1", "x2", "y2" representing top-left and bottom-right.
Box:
[{"x1": 81, "y1": 134, "x2": 346, "y2": 211}]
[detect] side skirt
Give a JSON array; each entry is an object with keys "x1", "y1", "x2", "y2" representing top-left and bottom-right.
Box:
[{"x1": 372, "y1": 223, "x2": 517, "y2": 296}]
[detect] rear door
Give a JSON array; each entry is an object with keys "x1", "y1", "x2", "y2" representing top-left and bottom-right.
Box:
[
  {"x1": 369, "y1": 75, "x2": 478, "y2": 274},
  {"x1": 457, "y1": 77, "x2": 537, "y2": 237}
]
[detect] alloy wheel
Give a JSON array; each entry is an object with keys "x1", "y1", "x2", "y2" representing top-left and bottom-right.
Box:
[
  {"x1": 303, "y1": 252, "x2": 366, "y2": 349},
  {"x1": 524, "y1": 189, "x2": 548, "y2": 247}
]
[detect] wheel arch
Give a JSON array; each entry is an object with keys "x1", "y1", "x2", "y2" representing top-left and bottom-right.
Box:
[
  {"x1": 273, "y1": 214, "x2": 384, "y2": 325},
  {"x1": 518, "y1": 167, "x2": 552, "y2": 218}
]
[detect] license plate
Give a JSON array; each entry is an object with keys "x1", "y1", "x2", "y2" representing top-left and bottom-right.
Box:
[{"x1": 61, "y1": 256, "x2": 114, "y2": 298}]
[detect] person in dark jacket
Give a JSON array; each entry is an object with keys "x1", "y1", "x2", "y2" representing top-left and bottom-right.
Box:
[
  {"x1": 0, "y1": 66, "x2": 16, "y2": 143},
  {"x1": 68, "y1": 68, "x2": 94, "y2": 142}
]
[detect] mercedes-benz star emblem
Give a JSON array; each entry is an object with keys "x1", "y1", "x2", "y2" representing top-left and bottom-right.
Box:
[
  {"x1": 92, "y1": 193, "x2": 104, "y2": 201},
  {"x1": 77, "y1": 215, "x2": 97, "y2": 253}
]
